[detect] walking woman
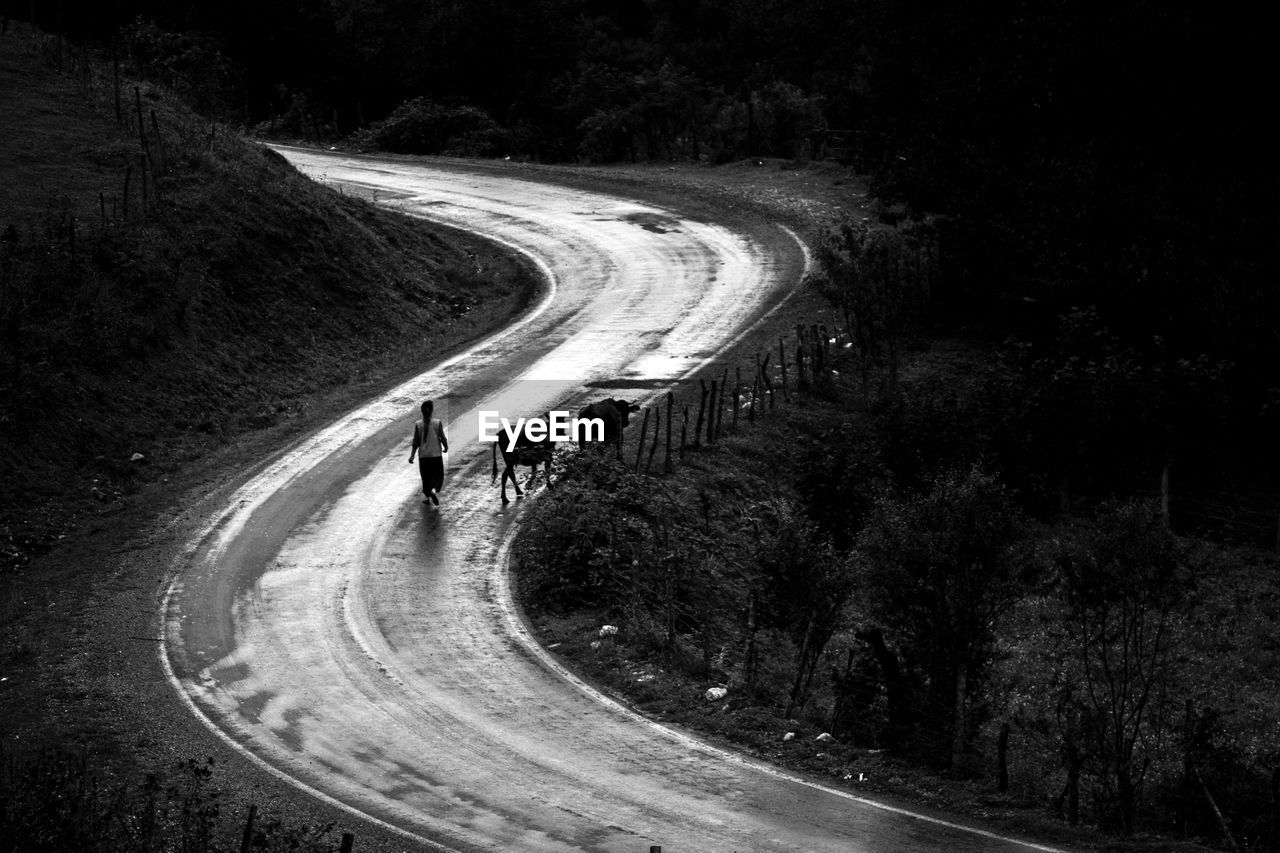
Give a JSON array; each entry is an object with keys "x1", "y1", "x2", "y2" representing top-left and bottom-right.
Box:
[{"x1": 409, "y1": 399, "x2": 448, "y2": 504}]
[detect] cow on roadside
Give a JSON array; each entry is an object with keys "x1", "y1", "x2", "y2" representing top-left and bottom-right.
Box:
[
  {"x1": 576, "y1": 398, "x2": 641, "y2": 453},
  {"x1": 492, "y1": 415, "x2": 555, "y2": 504}
]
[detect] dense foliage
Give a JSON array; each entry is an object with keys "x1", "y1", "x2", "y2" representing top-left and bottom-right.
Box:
[
  {"x1": 517, "y1": 206, "x2": 1278, "y2": 844},
  {"x1": 518, "y1": 354, "x2": 1278, "y2": 845},
  {"x1": 17, "y1": 2, "x2": 1277, "y2": 467}
]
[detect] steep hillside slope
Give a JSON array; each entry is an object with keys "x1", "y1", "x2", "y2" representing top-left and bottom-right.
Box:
[{"x1": 0, "y1": 26, "x2": 538, "y2": 572}]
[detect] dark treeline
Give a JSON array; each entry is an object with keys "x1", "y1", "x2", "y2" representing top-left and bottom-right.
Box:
[{"x1": 16, "y1": 1, "x2": 1279, "y2": 459}]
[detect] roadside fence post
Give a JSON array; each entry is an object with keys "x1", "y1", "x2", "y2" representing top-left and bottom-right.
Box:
[
  {"x1": 706, "y1": 379, "x2": 717, "y2": 445},
  {"x1": 759, "y1": 352, "x2": 773, "y2": 410},
  {"x1": 717, "y1": 367, "x2": 729, "y2": 439},
  {"x1": 680, "y1": 405, "x2": 688, "y2": 457},
  {"x1": 795, "y1": 325, "x2": 808, "y2": 389},
  {"x1": 138, "y1": 153, "x2": 148, "y2": 217},
  {"x1": 997, "y1": 722, "x2": 1010, "y2": 793},
  {"x1": 134, "y1": 86, "x2": 149, "y2": 165},
  {"x1": 811, "y1": 323, "x2": 824, "y2": 375},
  {"x1": 150, "y1": 108, "x2": 166, "y2": 176},
  {"x1": 634, "y1": 407, "x2": 650, "y2": 473},
  {"x1": 645, "y1": 407, "x2": 660, "y2": 474},
  {"x1": 664, "y1": 392, "x2": 673, "y2": 474},
  {"x1": 122, "y1": 164, "x2": 132, "y2": 221},
  {"x1": 779, "y1": 336, "x2": 789, "y2": 402},
  {"x1": 693, "y1": 381, "x2": 707, "y2": 449},
  {"x1": 732, "y1": 367, "x2": 741, "y2": 432},
  {"x1": 239, "y1": 804, "x2": 257, "y2": 853}
]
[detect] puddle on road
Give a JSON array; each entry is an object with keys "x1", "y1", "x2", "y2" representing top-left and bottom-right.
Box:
[
  {"x1": 621, "y1": 211, "x2": 681, "y2": 234},
  {"x1": 582, "y1": 378, "x2": 676, "y2": 390},
  {"x1": 237, "y1": 689, "x2": 276, "y2": 723}
]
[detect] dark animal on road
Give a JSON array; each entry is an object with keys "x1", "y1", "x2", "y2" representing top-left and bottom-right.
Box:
[
  {"x1": 576, "y1": 398, "x2": 641, "y2": 452},
  {"x1": 492, "y1": 416, "x2": 555, "y2": 504}
]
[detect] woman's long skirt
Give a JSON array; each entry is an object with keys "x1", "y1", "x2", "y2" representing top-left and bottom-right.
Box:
[{"x1": 419, "y1": 455, "x2": 444, "y2": 496}]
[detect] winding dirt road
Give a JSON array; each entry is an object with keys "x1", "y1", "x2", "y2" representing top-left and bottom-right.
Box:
[{"x1": 162, "y1": 148, "x2": 1062, "y2": 852}]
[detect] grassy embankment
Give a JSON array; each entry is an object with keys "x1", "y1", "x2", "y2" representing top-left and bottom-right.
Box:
[{"x1": 0, "y1": 24, "x2": 538, "y2": 575}]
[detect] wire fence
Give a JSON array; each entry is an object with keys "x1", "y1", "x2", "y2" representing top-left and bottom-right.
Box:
[{"x1": 608, "y1": 317, "x2": 1280, "y2": 557}]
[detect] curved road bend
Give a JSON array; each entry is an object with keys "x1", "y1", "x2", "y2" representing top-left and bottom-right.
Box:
[{"x1": 162, "y1": 147, "x2": 1063, "y2": 853}]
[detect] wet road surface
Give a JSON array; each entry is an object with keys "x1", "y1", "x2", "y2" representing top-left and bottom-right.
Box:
[{"x1": 162, "y1": 148, "x2": 1064, "y2": 852}]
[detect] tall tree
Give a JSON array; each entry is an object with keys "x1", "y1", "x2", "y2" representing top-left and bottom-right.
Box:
[
  {"x1": 855, "y1": 466, "x2": 1036, "y2": 767},
  {"x1": 1055, "y1": 501, "x2": 1191, "y2": 834}
]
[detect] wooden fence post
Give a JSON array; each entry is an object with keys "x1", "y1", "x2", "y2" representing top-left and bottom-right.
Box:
[
  {"x1": 134, "y1": 87, "x2": 150, "y2": 162},
  {"x1": 1065, "y1": 729, "x2": 1080, "y2": 825},
  {"x1": 680, "y1": 405, "x2": 688, "y2": 458},
  {"x1": 997, "y1": 722, "x2": 1010, "y2": 793},
  {"x1": 779, "y1": 336, "x2": 789, "y2": 402},
  {"x1": 634, "y1": 408, "x2": 650, "y2": 473},
  {"x1": 706, "y1": 379, "x2": 716, "y2": 445},
  {"x1": 795, "y1": 324, "x2": 808, "y2": 388},
  {"x1": 710, "y1": 375, "x2": 720, "y2": 442},
  {"x1": 759, "y1": 352, "x2": 773, "y2": 410},
  {"x1": 693, "y1": 381, "x2": 707, "y2": 449},
  {"x1": 732, "y1": 367, "x2": 741, "y2": 432},
  {"x1": 239, "y1": 804, "x2": 257, "y2": 853},
  {"x1": 138, "y1": 154, "x2": 148, "y2": 217},
  {"x1": 1196, "y1": 768, "x2": 1242, "y2": 852},
  {"x1": 122, "y1": 164, "x2": 132, "y2": 221},
  {"x1": 150, "y1": 108, "x2": 166, "y2": 175},
  {"x1": 664, "y1": 392, "x2": 673, "y2": 473},
  {"x1": 645, "y1": 408, "x2": 660, "y2": 474},
  {"x1": 755, "y1": 353, "x2": 764, "y2": 411},
  {"x1": 716, "y1": 368, "x2": 728, "y2": 439}
]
